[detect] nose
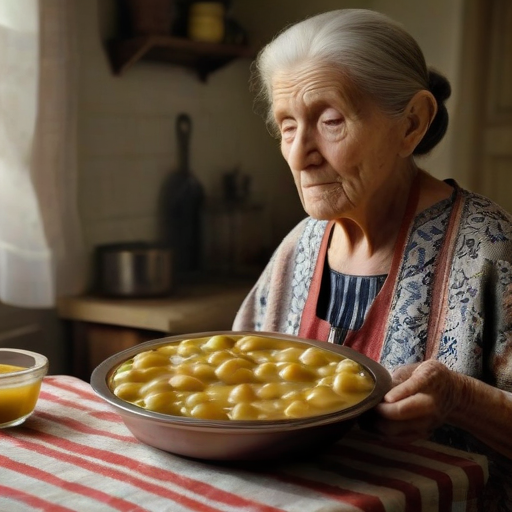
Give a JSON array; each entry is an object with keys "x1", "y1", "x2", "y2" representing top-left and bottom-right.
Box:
[{"x1": 283, "y1": 126, "x2": 322, "y2": 171}]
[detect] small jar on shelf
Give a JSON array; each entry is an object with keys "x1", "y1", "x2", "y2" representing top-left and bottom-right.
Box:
[{"x1": 187, "y1": 2, "x2": 225, "y2": 43}]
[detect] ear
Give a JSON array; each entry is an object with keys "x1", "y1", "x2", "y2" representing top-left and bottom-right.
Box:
[{"x1": 398, "y1": 90, "x2": 437, "y2": 158}]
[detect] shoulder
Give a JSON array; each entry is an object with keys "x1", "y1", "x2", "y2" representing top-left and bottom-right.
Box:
[
  {"x1": 285, "y1": 216, "x2": 326, "y2": 241},
  {"x1": 246, "y1": 216, "x2": 323, "y2": 294},
  {"x1": 458, "y1": 186, "x2": 512, "y2": 258},
  {"x1": 460, "y1": 186, "x2": 512, "y2": 223},
  {"x1": 232, "y1": 217, "x2": 327, "y2": 333},
  {"x1": 272, "y1": 217, "x2": 327, "y2": 259}
]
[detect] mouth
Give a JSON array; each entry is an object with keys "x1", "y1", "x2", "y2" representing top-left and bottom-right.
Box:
[{"x1": 302, "y1": 181, "x2": 337, "y2": 188}]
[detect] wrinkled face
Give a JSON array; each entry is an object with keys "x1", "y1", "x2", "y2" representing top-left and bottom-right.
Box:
[{"x1": 272, "y1": 63, "x2": 407, "y2": 220}]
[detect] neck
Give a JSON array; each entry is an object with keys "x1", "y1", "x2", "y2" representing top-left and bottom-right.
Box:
[{"x1": 328, "y1": 163, "x2": 419, "y2": 275}]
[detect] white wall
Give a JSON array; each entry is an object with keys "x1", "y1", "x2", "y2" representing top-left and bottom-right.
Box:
[{"x1": 231, "y1": 0, "x2": 373, "y2": 46}]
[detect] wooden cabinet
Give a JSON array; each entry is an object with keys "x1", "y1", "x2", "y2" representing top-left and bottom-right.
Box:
[{"x1": 69, "y1": 322, "x2": 165, "y2": 381}]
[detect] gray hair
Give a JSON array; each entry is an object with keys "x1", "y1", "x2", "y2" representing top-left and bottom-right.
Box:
[{"x1": 252, "y1": 9, "x2": 451, "y2": 155}]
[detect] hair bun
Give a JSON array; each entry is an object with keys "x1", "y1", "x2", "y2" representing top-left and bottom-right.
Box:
[{"x1": 428, "y1": 69, "x2": 451, "y2": 103}]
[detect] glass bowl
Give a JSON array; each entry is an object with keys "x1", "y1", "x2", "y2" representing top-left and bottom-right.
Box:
[
  {"x1": 0, "y1": 348, "x2": 49, "y2": 428},
  {"x1": 91, "y1": 331, "x2": 392, "y2": 461}
]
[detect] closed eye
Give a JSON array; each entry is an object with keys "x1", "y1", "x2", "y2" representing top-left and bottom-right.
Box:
[
  {"x1": 323, "y1": 117, "x2": 343, "y2": 127},
  {"x1": 320, "y1": 107, "x2": 344, "y2": 130},
  {"x1": 280, "y1": 120, "x2": 297, "y2": 141}
]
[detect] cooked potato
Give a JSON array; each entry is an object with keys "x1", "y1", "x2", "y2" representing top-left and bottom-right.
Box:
[
  {"x1": 279, "y1": 363, "x2": 315, "y2": 382},
  {"x1": 306, "y1": 386, "x2": 346, "y2": 408},
  {"x1": 257, "y1": 382, "x2": 304, "y2": 400},
  {"x1": 207, "y1": 350, "x2": 233, "y2": 366},
  {"x1": 203, "y1": 335, "x2": 236, "y2": 351},
  {"x1": 111, "y1": 369, "x2": 133, "y2": 386},
  {"x1": 185, "y1": 392, "x2": 211, "y2": 408},
  {"x1": 254, "y1": 399, "x2": 287, "y2": 417},
  {"x1": 205, "y1": 384, "x2": 231, "y2": 402},
  {"x1": 144, "y1": 391, "x2": 179, "y2": 414},
  {"x1": 229, "y1": 383, "x2": 257, "y2": 403},
  {"x1": 215, "y1": 358, "x2": 255, "y2": 385},
  {"x1": 317, "y1": 362, "x2": 338, "y2": 377},
  {"x1": 116, "y1": 368, "x2": 156, "y2": 383},
  {"x1": 155, "y1": 345, "x2": 178, "y2": 357},
  {"x1": 230, "y1": 403, "x2": 259, "y2": 420},
  {"x1": 336, "y1": 359, "x2": 363, "y2": 373},
  {"x1": 177, "y1": 340, "x2": 203, "y2": 357},
  {"x1": 191, "y1": 363, "x2": 216, "y2": 382},
  {"x1": 299, "y1": 347, "x2": 330, "y2": 367},
  {"x1": 254, "y1": 362, "x2": 280, "y2": 382},
  {"x1": 236, "y1": 335, "x2": 284, "y2": 352},
  {"x1": 284, "y1": 400, "x2": 311, "y2": 418},
  {"x1": 274, "y1": 347, "x2": 304, "y2": 363},
  {"x1": 333, "y1": 372, "x2": 374, "y2": 394},
  {"x1": 113, "y1": 382, "x2": 143, "y2": 401},
  {"x1": 169, "y1": 374, "x2": 205, "y2": 392},
  {"x1": 138, "y1": 367, "x2": 173, "y2": 382},
  {"x1": 189, "y1": 401, "x2": 228, "y2": 420},
  {"x1": 140, "y1": 377, "x2": 174, "y2": 396},
  {"x1": 132, "y1": 352, "x2": 170, "y2": 370}
]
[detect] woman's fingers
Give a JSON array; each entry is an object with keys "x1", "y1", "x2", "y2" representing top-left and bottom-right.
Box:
[
  {"x1": 390, "y1": 363, "x2": 419, "y2": 386},
  {"x1": 372, "y1": 360, "x2": 465, "y2": 443},
  {"x1": 384, "y1": 360, "x2": 451, "y2": 403},
  {"x1": 384, "y1": 365, "x2": 424, "y2": 402},
  {"x1": 376, "y1": 393, "x2": 437, "y2": 420}
]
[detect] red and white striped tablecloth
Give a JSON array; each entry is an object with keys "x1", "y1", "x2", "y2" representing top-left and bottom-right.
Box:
[{"x1": 0, "y1": 375, "x2": 488, "y2": 512}]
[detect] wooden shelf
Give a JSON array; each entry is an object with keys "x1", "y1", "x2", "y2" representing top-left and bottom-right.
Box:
[{"x1": 107, "y1": 35, "x2": 256, "y2": 81}]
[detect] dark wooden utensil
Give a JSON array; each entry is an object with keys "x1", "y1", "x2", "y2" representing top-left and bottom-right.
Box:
[{"x1": 158, "y1": 113, "x2": 204, "y2": 276}]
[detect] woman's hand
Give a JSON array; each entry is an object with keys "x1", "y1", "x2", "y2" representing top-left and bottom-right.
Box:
[
  {"x1": 359, "y1": 359, "x2": 512, "y2": 458},
  {"x1": 366, "y1": 359, "x2": 467, "y2": 441}
]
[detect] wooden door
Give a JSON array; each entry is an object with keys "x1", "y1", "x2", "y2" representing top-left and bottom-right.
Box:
[{"x1": 478, "y1": 0, "x2": 512, "y2": 213}]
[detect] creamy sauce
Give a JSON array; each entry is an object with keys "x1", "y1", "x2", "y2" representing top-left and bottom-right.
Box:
[{"x1": 110, "y1": 334, "x2": 375, "y2": 421}]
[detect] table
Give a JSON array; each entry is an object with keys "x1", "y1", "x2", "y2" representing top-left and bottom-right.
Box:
[{"x1": 0, "y1": 376, "x2": 488, "y2": 512}]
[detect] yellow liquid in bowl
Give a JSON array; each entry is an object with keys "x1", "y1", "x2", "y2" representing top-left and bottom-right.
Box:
[
  {"x1": 0, "y1": 364, "x2": 42, "y2": 426},
  {"x1": 0, "y1": 364, "x2": 25, "y2": 373}
]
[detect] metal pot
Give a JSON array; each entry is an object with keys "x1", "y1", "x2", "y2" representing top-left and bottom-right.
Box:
[{"x1": 95, "y1": 242, "x2": 173, "y2": 298}]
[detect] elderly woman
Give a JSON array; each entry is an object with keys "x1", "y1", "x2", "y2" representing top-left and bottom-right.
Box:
[{"x1": 233, "y1": 9, "x2": 512, "y2": 510}]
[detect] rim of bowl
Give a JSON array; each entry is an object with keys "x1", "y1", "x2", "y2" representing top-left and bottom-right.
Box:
[
  {"x1": 0, "y1": 348, "x2": 49, "y2": 384},
  {"x1": 91, "y1": 331, "x2": 392, "y2": 432}
]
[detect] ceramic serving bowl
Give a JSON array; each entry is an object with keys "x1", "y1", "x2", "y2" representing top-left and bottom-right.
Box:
[
  {"x1": 0, "y1": 348, "x2": 49, "y2": 428},
  {"x1": 91, "y1": 331, "x2": 392, "y2": 461}
]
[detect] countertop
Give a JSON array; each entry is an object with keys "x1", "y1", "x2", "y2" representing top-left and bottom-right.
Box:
[{"x1": 56, "y1": 280, "x2": 254, "y2": 333}]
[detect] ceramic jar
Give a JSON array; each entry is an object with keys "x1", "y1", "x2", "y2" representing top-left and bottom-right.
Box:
[{"x1": 188, "y1": 2, "x2": 225, "y2": 43}]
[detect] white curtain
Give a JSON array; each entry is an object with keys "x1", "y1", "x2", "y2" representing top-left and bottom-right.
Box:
[{"x1": 0, "y1": 0, "x2": 86, "y2": 308}]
